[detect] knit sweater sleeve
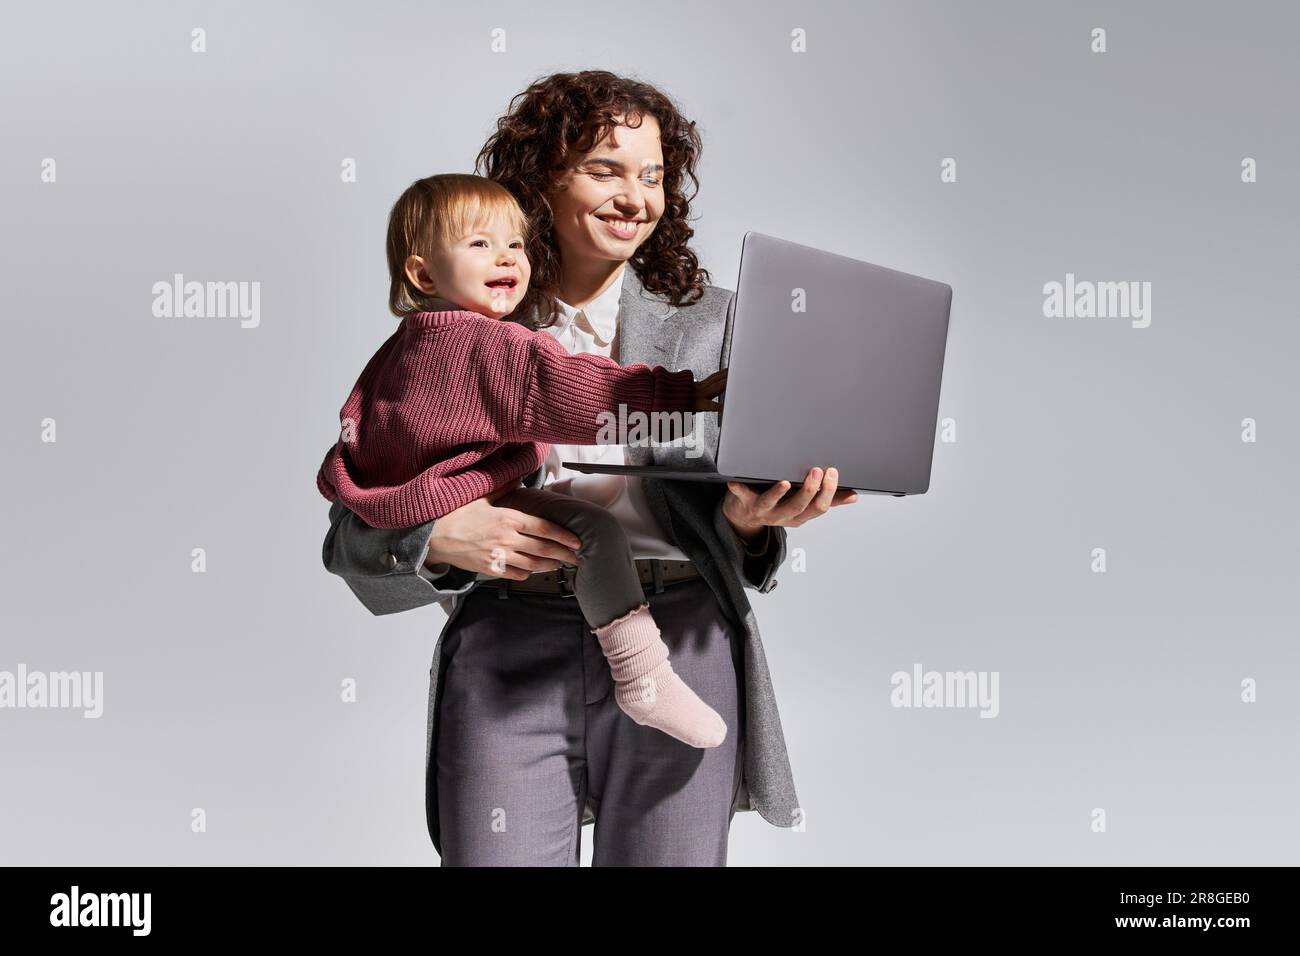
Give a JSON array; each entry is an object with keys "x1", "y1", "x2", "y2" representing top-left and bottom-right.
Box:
[{"x1": 503, "y1": 330, "x2": 696, "y2": 445}]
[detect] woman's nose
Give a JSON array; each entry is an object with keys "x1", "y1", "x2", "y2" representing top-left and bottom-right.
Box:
[
  {"x1": 614, "y1": 178, "x2": 644, "y2": 209},
  {"x1": 611, "y1": 201, "x2": 644, "y2": 224}
]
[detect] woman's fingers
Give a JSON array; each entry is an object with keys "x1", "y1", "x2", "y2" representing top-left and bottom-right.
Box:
[
  {"x1": 810, "y1": 466, "x2": 839, "y2": 512},
  {"x1": 730, "y1": 467, "x2": 856, "y2": 528},
  {"x1": 506, "y1": 509, "x2": 582, "y2": 552},
  {"x1": 509, "y1": 535, "x2": 581, "y2": 568},
  {"x1": 499, "y1": 544, "x2": 566, "y2": 575},
  {"x1": 765, "y1": 468, "x2": 823, "y2": 521},
  {"x1": 726, "y1": 481, "x2": 758, "y2": 509},
  {"x1": 461, "y1": 508, "x2": 582, "y2": 578},
  {"x1": 809, "y1": 468, "x2": 862, "y2": 508},
  {"x1": 786, "y1": 467, "x2": 851, "y2": 525},
  {"x1": 731, "y1": 479, "x2": 787, "y2": 519},
  {"x1": 482, "y1": 540, "x2": 566, "y2": 580}
]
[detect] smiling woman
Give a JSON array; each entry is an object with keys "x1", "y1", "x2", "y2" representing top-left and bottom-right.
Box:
[
  {"x1": 476, "y1": 74, "x2": 711, "y2": 332},
  {"x1": 546, "y1": 117, "x2": 666, "y2": 300}
]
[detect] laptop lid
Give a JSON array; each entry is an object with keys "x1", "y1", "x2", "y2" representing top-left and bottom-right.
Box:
[{"x1": 716, "y1": 232, "x2": 953, "y2": 494}]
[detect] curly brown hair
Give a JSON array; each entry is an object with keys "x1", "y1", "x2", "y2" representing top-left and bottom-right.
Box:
[{"x1": 475, "y1": 70, "x2": 711, "y2": 327}]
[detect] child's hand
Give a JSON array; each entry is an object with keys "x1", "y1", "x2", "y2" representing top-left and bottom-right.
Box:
[{"x1": 692, "y1": 368, "x2": 728, "y2": 411}]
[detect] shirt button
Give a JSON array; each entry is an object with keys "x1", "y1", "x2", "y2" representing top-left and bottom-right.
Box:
[{"x1": 382, "y1": 551, "x2": 399, "y2": 570}]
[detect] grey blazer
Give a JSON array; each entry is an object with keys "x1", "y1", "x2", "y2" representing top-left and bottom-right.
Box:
[{"x1": 321, "y1": 267, "x2": 802, "y2": 852}]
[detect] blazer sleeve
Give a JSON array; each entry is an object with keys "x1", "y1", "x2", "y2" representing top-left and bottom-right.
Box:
[
  {"x1": 321, "y1": 498, "x2": 477, "y2": 616},
  {"x1": 710, "y1": 489, "x2": 788, "y2": 593}
]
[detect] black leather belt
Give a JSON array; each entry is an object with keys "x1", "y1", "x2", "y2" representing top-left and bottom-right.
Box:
[{"x1": 476, "y1": 558, "x2": 701, "y2": 597}]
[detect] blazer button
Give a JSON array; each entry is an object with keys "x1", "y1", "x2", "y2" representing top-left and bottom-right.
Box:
[{"x1": 382, "y1": 551, "x2": 399, "y2": 570}]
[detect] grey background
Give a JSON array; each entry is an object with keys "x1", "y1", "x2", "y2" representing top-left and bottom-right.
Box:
[{"x1": 2, "y1": 0, "x2": 1296, "y2": 865}]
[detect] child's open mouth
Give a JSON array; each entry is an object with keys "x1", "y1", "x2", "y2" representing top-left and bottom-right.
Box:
[{"x1": 485, "y1": 278, "x2": 518, "y2": 290}]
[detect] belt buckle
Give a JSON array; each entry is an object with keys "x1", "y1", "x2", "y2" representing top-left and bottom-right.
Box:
[{"x1": 557, "y1": 564, "x2": 579, "y2": 597}]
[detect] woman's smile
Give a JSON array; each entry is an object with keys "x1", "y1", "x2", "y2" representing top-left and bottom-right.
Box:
[{"x1": 594, "y1": 214, "x2": 643, "y2": 240}]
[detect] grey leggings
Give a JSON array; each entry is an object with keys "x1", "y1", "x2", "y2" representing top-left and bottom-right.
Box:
[{"x1": 491, "y1": 486, "x2": 649, "y2": 630}]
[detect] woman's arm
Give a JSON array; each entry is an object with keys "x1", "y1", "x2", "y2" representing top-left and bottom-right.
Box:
[
  {"x1": 654, "y1": 473, "x2": 788, "y2": 593},
  {"x1": 717, "y1": 468, "x2": 858, "y2": 593},
  {"x1": 322, "y1": 499, "x2": 476, "y2": 616},
  {"x1": 321, "y1": 479, "x2": 585, "y2": 616},
  {"x1": 711, "y1": 494, "x2": 787, "y2": 593},
  {"x1": 738, "y1": 524, "x2": 784, "y2": 592}
]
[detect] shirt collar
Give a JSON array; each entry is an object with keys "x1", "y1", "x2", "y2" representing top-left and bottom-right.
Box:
[{"x1": 552, "y1": 265, "x2": 625, "y2": 345}]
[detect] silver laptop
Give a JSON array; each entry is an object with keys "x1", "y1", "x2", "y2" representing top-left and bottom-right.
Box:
[{"x1": 562, "y1": 231, "x2": 953, "y2": 496}]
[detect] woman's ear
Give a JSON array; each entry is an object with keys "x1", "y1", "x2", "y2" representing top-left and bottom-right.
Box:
[{"x1": 404, "y1": 254, "x2": 437, "y2": 296}]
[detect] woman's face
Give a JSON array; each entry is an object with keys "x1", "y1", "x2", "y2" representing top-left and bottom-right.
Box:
[{"x1": 547, "y1": 112, "x2": 666, "y2": 267}]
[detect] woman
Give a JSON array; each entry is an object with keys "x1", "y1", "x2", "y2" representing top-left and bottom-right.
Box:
[{"x1": 322, "y1": 70, "x2": 857, "y2": 865}]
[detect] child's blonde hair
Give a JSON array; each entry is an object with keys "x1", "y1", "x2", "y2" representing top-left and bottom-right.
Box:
[{"x1": 386, "y1": 173, "x2": 531, "y2": 317}]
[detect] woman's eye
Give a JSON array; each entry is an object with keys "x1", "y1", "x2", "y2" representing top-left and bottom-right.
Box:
[{"x1": 589, "y1": 172, "x2": 615, "y2": 180}]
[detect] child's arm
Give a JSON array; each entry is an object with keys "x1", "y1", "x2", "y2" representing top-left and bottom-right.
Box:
[{"x1": 506, "y1": 331, "x2": 709, "y2": 446}]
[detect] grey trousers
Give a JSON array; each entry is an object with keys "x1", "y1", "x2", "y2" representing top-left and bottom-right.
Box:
[
  {"x1": 491, "y1": 486, "x2": 651, "y2": 630},
  {"x1": 435, "y1": 576, "x2": 746, "y2": 866}
]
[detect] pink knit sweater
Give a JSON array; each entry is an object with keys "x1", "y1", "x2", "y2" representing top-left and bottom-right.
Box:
[{"x1": 316, "y1": 309, "x2": 696, "y2": 528}]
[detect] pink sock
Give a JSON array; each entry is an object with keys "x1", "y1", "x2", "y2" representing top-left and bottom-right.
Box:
[{"x1": 593, "y1": 603, "x2": 727, "y2": 749}]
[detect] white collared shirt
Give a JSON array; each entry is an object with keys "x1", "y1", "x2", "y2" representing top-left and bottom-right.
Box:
[{"x1": 536, "y1": 265, "x2": 689, "y2": 560}]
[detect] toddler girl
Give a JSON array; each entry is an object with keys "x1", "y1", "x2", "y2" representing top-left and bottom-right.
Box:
[{"x1": 317, "y1": 173, "x2": 729, "y2": 749}]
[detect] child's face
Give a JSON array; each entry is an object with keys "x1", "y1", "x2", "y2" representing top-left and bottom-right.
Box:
[{"x1": 420, "y1": 213, "x2": 530, "y2": 319}]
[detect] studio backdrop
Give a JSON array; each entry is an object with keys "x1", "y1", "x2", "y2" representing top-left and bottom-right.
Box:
[{"x1": 2, "y1": 0, "x2": 1296, "y2": 865}]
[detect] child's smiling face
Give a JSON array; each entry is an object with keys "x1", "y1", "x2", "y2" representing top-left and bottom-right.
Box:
[{"x1": 408, "y1": 211, "x2": 530, "y2": 319}]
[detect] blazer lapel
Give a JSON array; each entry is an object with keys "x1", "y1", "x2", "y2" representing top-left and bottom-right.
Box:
[
  {"x1": 616, "y1": 266, "x2": 680, "y2": 368},
  {"x1": 615, "y1": 267, "x2": 692, "y2": 472}
]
